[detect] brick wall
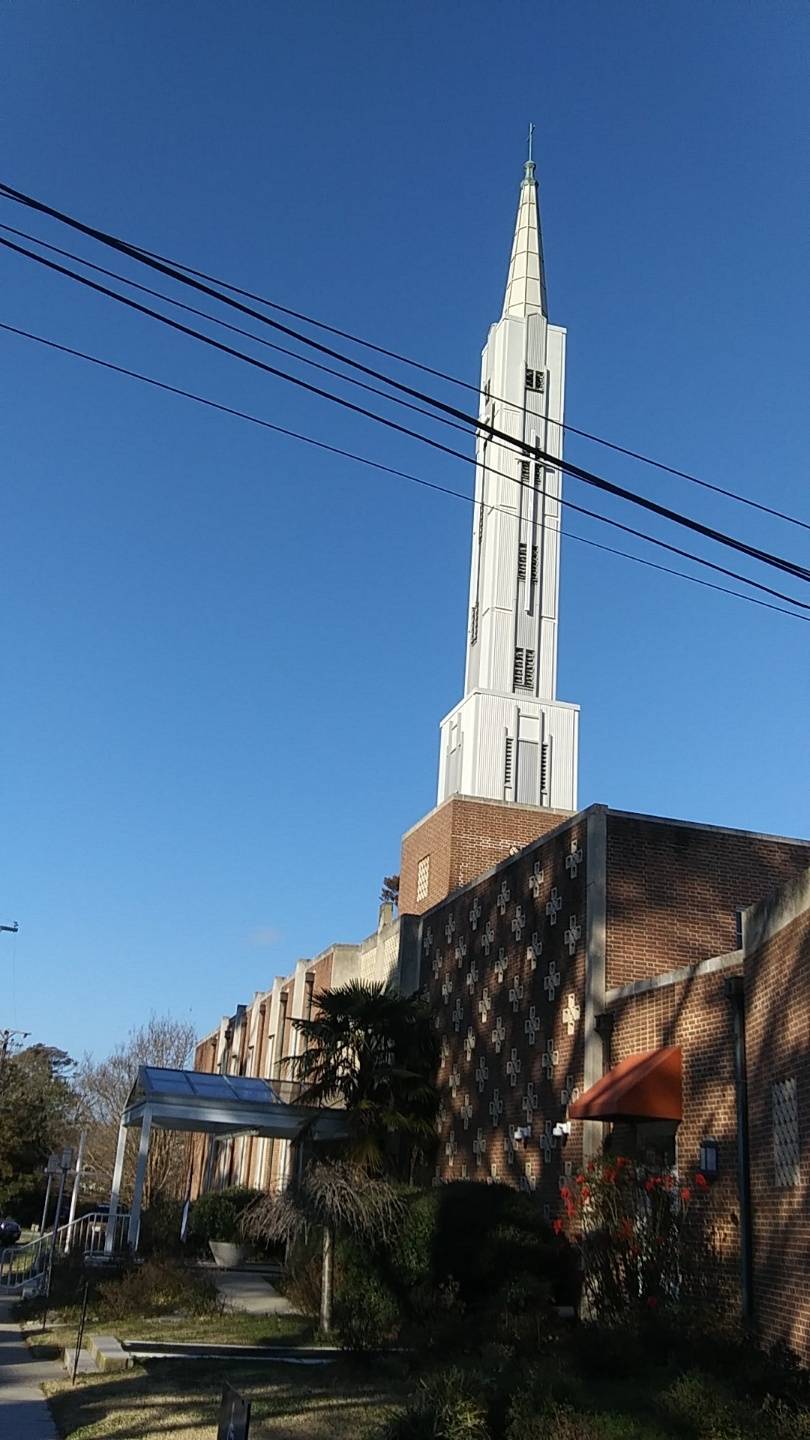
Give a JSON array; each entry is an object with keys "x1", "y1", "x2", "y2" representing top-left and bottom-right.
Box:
[
  {"x1": 606, "y1": 814, "x2": 810, "y2": 988},
  {"x1": 745, "y1": 878, "x2": 810, "y2": 1361},
  {"x1": 401, "y1": 795, "x2": 572, "y2": 916},
  {"x1": 424, "y1": 814, "x2": 586, "y2": 1215}
]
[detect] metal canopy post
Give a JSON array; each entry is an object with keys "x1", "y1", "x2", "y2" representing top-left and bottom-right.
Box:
[
  {"x1": 127, "y1": 1105, "x2": 152, "y2": 1252},
  {"x1": 105, "y1": 1120, "x2": 128, "y2": 1255}
]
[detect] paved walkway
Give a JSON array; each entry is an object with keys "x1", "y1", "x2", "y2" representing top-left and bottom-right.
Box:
[
  {"x1": 0, "y1": 1300, "x2": 60, "y2": 1438},
  {"x1": 211, "y1": 1269, "x2": 294, "y2": 1316}
]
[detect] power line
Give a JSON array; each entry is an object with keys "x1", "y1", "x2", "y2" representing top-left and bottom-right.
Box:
[
  {"x1": 1, "y1": 181, "x2": 807, "y2": 588},
  {"x1": 1, "y1": 316, "x2": 808, "y2": 628},
  {"x1": 9, "y1": 200, "x2": 804, "y2": 537},
  {"x1": 1, "y1": 233, "x2": 808, "y2": 617}
]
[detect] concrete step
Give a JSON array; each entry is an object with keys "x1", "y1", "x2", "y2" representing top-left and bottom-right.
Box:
[
  {"x1": 86, "y1": 1333, "x2": 133, "y2": 1372},
  {"x1": 62, "y1": 1347, "x2": 98, "y2": 1377}
]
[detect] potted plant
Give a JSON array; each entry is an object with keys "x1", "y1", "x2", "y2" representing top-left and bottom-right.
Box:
[{"x1": 187, "y1": 1187, "x2": 259, "y2": 1269}]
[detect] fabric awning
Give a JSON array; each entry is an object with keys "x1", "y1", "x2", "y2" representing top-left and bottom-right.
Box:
[{"x1": 568, "y1": 1047, "x2": 682, "y2": 1122}]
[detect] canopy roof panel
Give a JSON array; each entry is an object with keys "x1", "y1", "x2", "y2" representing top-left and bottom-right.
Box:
[
  {"x1": 569, "y1": 1047, "x2": 682, "y2": 1123},
  {"x1": 134, "y1": 1066, "x2": 284, "y2": 1106},
  {"x1": 121, "y1": 1065, "x2": 347, "y2": 1142}
]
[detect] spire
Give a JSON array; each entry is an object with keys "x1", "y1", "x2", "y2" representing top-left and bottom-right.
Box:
[{"x1": 502, "y1": 129, "x2": 548, "y2": 319}]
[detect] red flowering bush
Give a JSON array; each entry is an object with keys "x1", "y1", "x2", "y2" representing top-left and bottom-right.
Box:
[{"x1": 560, "y1": 1156, "x2": 716, "y2": 1321}]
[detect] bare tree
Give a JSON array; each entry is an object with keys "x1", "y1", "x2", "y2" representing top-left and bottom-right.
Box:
[{"x1": 75, "y1": 1012, "x2": 196, "y2": 1207}]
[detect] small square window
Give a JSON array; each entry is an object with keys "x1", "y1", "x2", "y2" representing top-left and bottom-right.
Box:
[{"x1": 416, "y1": 855, "x2": 431, "y2": 903}]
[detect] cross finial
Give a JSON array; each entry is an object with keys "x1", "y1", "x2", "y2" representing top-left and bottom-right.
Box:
[{"x1": 527, "y1": 122, "x2": 534, "y2": 164}]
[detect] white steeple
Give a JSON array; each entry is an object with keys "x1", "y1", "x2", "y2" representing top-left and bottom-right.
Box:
[{"x1": 437, "y1": 145, "x2": 579, "y2": 811}]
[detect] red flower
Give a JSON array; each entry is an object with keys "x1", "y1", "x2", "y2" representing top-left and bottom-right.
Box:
[
  {"x1": 603, "y1": 1167, "x2": 616, "y2": 1184},
  {"x1": 695, "y1": 1172, "x2": 709, "y2": 1191},
  {"x1": 580, "y1": 1185, "x2": 591, "y2": 1200},
  {"x1": 560, "y1": 1186, "x2": 572, "y2": 1201},
  {"x1": 644, "y1": 1178, "x2": 656, "y2": 1193},
  {"x1": 680, "y1": 1187, "x2": 692, "y2": 1203},
  {"x1": 615, "y1": 1155, "x2": 628, "y2": 1168},
  {"x1": 646, "y1": 1296, "x2": 658, "y2": 1309},
  {"x1": 575, "y1": 1173, "x2": 586, "y2": 1185},
  {"x1": 565, "y1": 1200, "x2": 576, "y2": 1219},
  {"x1": 620, "y1": 1218, "x2": 633, "y2": 1240},
  {"x1": 552, "y1": 1218, "x2": 564, "y2": 1236}
]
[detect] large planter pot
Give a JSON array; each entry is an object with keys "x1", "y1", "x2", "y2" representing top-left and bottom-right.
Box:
[{"x1": 209, "y1": 1240, "x2": 246, "y2": 1269}]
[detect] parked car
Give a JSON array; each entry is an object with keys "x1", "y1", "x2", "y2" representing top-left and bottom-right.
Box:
[{"x1": 0, "y1": 1216, "x2": 22, "y2": 1246}]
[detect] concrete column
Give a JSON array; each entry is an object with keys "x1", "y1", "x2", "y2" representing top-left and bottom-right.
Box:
[
  {"x1": 105, "y1": 1121, "x2": 128, "y2": 1255},
  {"x1": 127, "y1": 1107, "x2": 152, "y2": 1251}
]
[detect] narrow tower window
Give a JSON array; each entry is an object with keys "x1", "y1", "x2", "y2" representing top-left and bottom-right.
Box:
[
  {"x1": 519, "y1": 460, "x2": 530, "y2": 486},
  {"x1": 524, "y1": 649, "x2": 536, "y2": 687},
  {"x1": 539, "y1": 742, "x2": 549, "y2": 794},
  {"x1": 416, "y1": 855, "x2": 431, "y2": 903},
  {"x1": 525, "y1": 369, "x2": 546, "y2": 391},
  {"x1": 504, "y1": 737, "x2": 514, "y2": 787},
  {"x1": 513, "y1": 648, "x2": 525, "y2": 688},
  {"x1": 517, "y1": 544, "x2": 527, "y2": 581}
]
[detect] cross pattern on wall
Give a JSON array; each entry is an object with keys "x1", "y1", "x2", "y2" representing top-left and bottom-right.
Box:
[
  {"x1": 491, "y1": 1015, "x2": 506, "y2": 1054},
  {"x1": 452, "y1": 996, "x2": 464, "y2": 1032},
  {"x1": 432, "y1": 950, "x2": 442, "y2": 980},
  {"x1": 527, "y1": 933, "x2": 543, "y2": 970},
  {"x1": 478, "y1": 987, "x2": 492, "y2": 1023},
  {"x1": 521, "y1": 1080, "x2": 539, "y2": 1118},
  {"x1": 460, "y1": 1093, "x2": 474, "y2": 1130},
  {"x1": 528, "y1": 859, "x2": 544, "y2": 899},
  {"x1": 441, "y1": 976, "x2": 453, "y2": 1005},
  {"x1": 475, "y1": 1055, "x2": 489, "y2": 1092},
  {"x1": 465, "y1": 961, "x2": 479, "y2": 992},
  {"x1": 564, "y1": 916, "x2": 582, "y2": 957},
  {"x1": 506, "y1": 1048, "x2": 522, "y2": 1087},
  {"x1": 482, "y1": 921, "x2": 496, "y2": 957},
  {"x1": 524, "y1": 1005, "x2": 541, "y2": 1045},
  {"x1": 565, "y1": 840, "x2": 584, "y2": 881},
  {"x1": 561, "y1": 1074, "x2": 580, "y2": 1108},
  {"x1": 546, "y1": 888, "x2": 563, "y2": 925},
  {"x1": 445, "y1": 1130, "x2": 457, "y2": 1165},
  {"x1": 544, "y1": 959, "x2": 561, "y2": 1002},
  {"x1": 473, "y1": 1128, "x2": 487, "y2": 1165},
  {"x1": 440, "y1": 1035, "x2": 449, "y2": 1066},
  {"x1": 494, "y1": 948, "x2": 508, "y2": 984},
  {"x1": 511, "y1": 904, "x2": 526, "y2": 942},
  {"x1": 464, "y1": 1026, "x2": 477, "y2": 1062},
  {"x1": 539, "y1": 1120, "x2": 557, "y2": 1162},
  {"x1": 508, "y1": 977, "x2": 525, "y2": 1013},
  {"x1": 488, "y1": 1088, "x2": 504, "y2": 1126},
  {"x1": 455, "y1": 938, "x2": 468, "y2": 968},
  {"x1": 503, "y1": 1133, "x2": 516, "y2": 1166},
  {"x1": 497, "y1": 879, "x2": 511, "y2": 915},
  {"x1": 541, "y1": 1037, "x2": 560, "y2": 1079},
  {"x1": 444, "y1": 914, "x2": 456, "y2": 944},
  {"x1": 562, "y1": 993, "x2": 581, "y2": 1036},
  {"x1": 448, "y1": 1066, "x2": 461, "y2": 1099},
  {"x1": 423, "y1": 926, "x2": 433, "y2": 956},
  {"x1": 469, "y1": 896, "x2": 482, "y2": 930}
]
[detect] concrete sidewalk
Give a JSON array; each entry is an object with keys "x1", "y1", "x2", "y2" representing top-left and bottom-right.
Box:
[
  {"x1": 0, "y1": 1299, "x2": 60, "y2": 1438},
  {"x1": 211, "y1": 1269, "x2": 294, "y2": 1316}
]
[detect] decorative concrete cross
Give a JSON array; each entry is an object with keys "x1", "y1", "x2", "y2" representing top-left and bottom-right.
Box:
[
  {"x1": 544, "y1": 959, "x2": 561, "y2": 1002},
  {"x1": 561, "y1": 1074, "x2": 580, "y2": 1108},
  {"x1": 511, "y1": 904, "x2": 526, "y2": 943},
  {"x1": 445, "y1": 914, "x2": 456, "y2": 944},
  {"x1": 445, "y1": 1130, "x2": 457, "y2": 1165},
  {"x1": 478, "y1": 986, "x2": 492, "y2": 1023},
  {"x1": 455, "y1": 938, "x2": 467, "y2": 969},
  {"x1": 473, "y1": 1128, "x2": 486, "y2": 1165},
  {"x1": 481, "y1": 920, "x2": 495, "y2": 957},
  {"x1": 449, "y1": 1066, "x2": 461, "y2": 1098},
  {"x1": 521, "y1": 1160, "x2": 537, "y2": 1192},
  {"x1": 506, "y1": 1048, "x2": 522, "y2": 1087},
  {"x1": 539, "y1": 1120, "x2": 557, "y2": 1162},
  {"x1": 432, "y1": 949, "x2": 442, "y2": 980},
  {"x1": 541, "y1": 1036, "x2": 559, "y2": 1079},
  {"x1": 475, "y1": 1054, "x2": 489, "y2": 1092},
  {"x1": 508, "y1": 976, "x2": 525, "y2": 1013},
  {"x1": 491, "y1": 1015, "x2": 506, "y2": 1054},
  {"x1": 521, "y1": 1080, "x2": 538, "y2": 1118},
  {"x1": 469, "y1": 896, "x2": 482, "y2": 931},
  {"x1": 528, "y1": 859, "x2": 544, "y2": 899},
  {"x1": 440, "y1": 1035, "x2": 450, "y2": 1066},
  {"x1": 564, "y1": 916, "x2": 581, "y2": 957},
  {"x1": 493, "y1": 947, "x2": 508, "y2": 984},
  {"x1": 527, "y1": 932, "x2": 542, "y2": 970},
  {"x1": 422, "y1": 926, "x2": 433, "y2": 956},
  {"x1": 460, "y1": 1162, "x2": 468, "y2": 1180},
  {"x1": 546, "y1": 887, "x2": 562, "y2": 925},
  {"x1": 436, "y1": 1100, "x2": 448, "y2": 1128},
  {"x1": 562, "y1": 992, "x2": 581, "y2": 1036},
  {"x1": 488, "y1": 1087, "x2": 504, "y2": 1126},
  {"x1": 465, "y1": 960, "x2": 479, "y2": 992},
  {"x1": 496, "y1": 879, "x2": 511, "y2": 916},
  {"x1": 441, "y1": 975, "x2": 453, "y2": 1005},
  {"x1": 524, "y1": 1005, "x2": 541, "y2": 1045},
  {"x1": 452, "y1": 995, "x2": 464, "y2": 1033},
  {"x1": 504, "y1": 1132, "x2": 516, "y2": 1167},
  {"x1": 460, "y1": 1092, "x2": 474, "y2": 1130},
  {"x1": 565, "y1": 840, "x2": 584, "y2": 881},
  {"x1": 464, "y1": 1026, "x2": 477, "y2": 1062}
]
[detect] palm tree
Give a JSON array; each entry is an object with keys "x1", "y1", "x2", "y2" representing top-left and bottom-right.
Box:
[{"x1": 289, "y1": 980, "x2": 439, "y2": 1178}]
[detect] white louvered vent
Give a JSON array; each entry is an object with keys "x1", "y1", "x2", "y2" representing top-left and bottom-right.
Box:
[
  {"x1": 517, "y1": 544, "x2": 527, "y2": 581},
  {"x1": 524, "y1": 650, "x2": 535, "y2": 686},
  {"x1": 530, "y1": 547, "x2": 538, "y2": 584},
  {"x1": 470, "y1": 603, "x2": 479, "y2": 644},
  {"x1": 539, "y1": 741, "x2": 549, "y2": 794},
  {"x1": 513, "y1": 648, "x2": 525, "y2": 688},
  {"x1": 525, "y1": 369, "x2": 545, "y2": 391},
  {"x1": 504, "y1": 737, "x2": 514, "y2": 788},
  {"x1": 519, "y1": 460, "x2": 530, "y2": 486}
]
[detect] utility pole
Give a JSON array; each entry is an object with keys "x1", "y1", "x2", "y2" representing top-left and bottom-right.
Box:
[{"x1": 0, "y1": 923, "x2": 24, "y2": 1084}]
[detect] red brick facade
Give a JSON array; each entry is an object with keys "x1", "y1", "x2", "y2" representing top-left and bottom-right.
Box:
[
  {"x1": 400, "y1": 795, "x2": 572, "y2": 916},
  {"x1": 745, "y1": 877, "x2": 810, "y2": 1360}
]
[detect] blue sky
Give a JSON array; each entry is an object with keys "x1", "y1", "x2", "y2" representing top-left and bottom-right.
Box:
[{"x1": 1, "y1": 1, "x2": 807, "y2": 1059}]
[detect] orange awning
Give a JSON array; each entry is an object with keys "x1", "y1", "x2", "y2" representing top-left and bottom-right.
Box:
[{"x1": 568, "y1": 1047, "x2": 682, "y2": 1122}]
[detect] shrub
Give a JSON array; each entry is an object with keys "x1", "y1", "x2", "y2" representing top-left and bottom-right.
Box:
[
  {"x1": 335, "y1": 1239, "x2": 401, "y2": 1351},
  {"x1": 139, "y1": 1197, "x2": 185, "y2": 1257},
  {"x1": 186, "y1": 1187, "x2": 260, "y2": 1250},
  {"x1": 379, "y1": 1367, "x2": 490, "y2": 1439},
  {"x1": 96, "y1": 1258, "x2": 220, "y2": 1319},
  {"x1": 432, "y1": 1182, "x2": 574, "y2": 1307},
  {"x1": 661, "y1": 1372, "x2": 747, "y2": 1440}
]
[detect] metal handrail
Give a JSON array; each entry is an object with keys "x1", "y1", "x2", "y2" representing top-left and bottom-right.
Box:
[{"x1": 0, "y1": 1209, "x2": 131, "y2": 1291}]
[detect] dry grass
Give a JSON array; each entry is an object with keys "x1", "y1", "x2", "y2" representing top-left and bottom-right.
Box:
[{"x1": 44, "y1": 1356, "x2": 406, "y2": 1439}]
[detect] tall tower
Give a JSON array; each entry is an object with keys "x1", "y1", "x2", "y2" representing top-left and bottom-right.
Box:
[{"x1": 437, "y1": 152, "x2": 579, "y2": 811}]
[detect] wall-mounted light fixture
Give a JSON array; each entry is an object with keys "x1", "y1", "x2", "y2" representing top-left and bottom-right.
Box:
[
  {"x1": 698, "y1": 1137, "x2": 719, "y2": 1181},
  {"x1": 513, "y1": 1125, "x2": 531, "y2": 1147},
  {"x1": 553, "y1": 1121, "x2": 571, "y2": 1146}
]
